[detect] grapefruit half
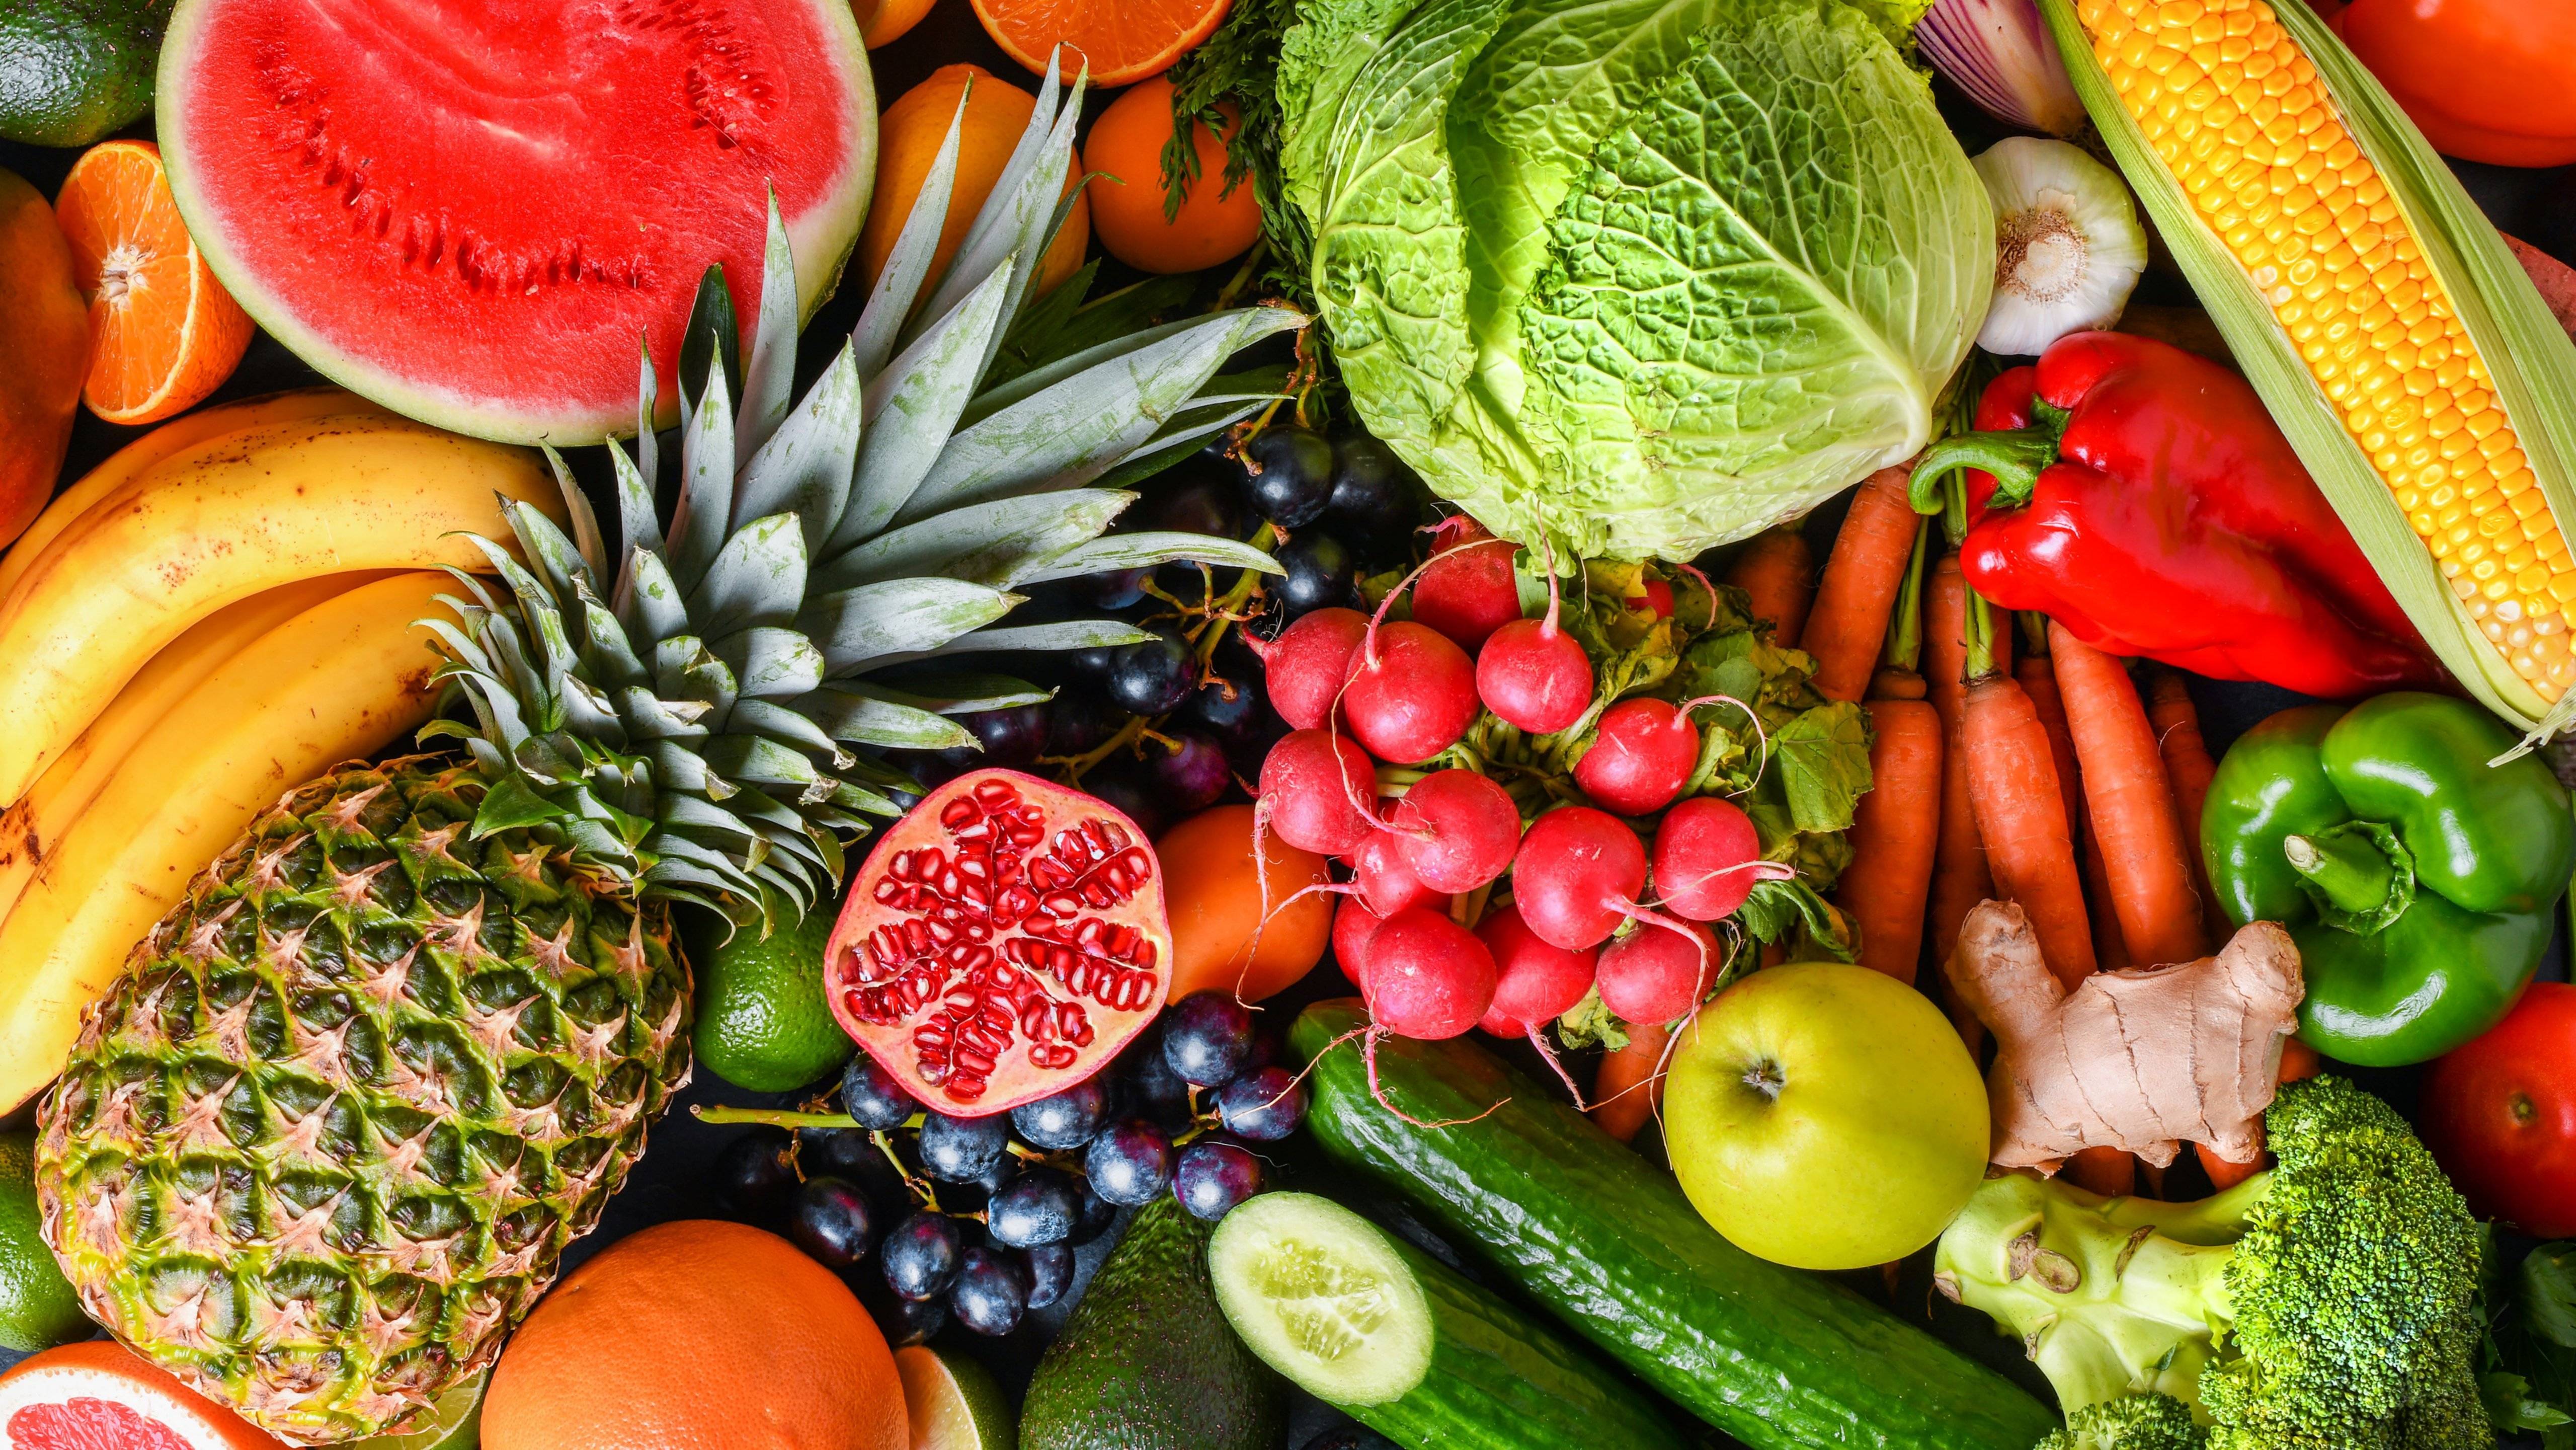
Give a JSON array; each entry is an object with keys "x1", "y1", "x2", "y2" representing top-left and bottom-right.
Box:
[
  {"x1": 154, "y1": 0, "x2": 876, "y2": 446},
  {"x1": 0, "y1": 1341, "x2": 287, "y2": 1449}
]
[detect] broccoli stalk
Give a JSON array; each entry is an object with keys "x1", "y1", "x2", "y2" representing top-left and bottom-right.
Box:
[{"x1": 1934, "y1": 1075, "x2": 2491, "y2": 1450}]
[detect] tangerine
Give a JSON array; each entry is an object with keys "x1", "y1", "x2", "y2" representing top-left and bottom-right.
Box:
[
  {"x1": 1084, "y1": 79, "x2": 1262, "y2": 275},
  {"x1": 856, "y1": 0, "x2": 938, "y2": 49},
  {"x1": 1158, "y1": 804, "x2": 1332, "y2": 1002},
  {"x1": 51, "y1": 140, "x2": 252, "y2": 427},
  {"x1": 859, "y1": 64, "x2": 1087, "y2": 302},
  {"x1": 480, "y1": 1220, "x2": 905, "y2": 1450},
  {"x1": 0, "y1": 1340, "x2": 286, "y2": 1449},
  {"x1": 0, "y1": 168, "x2": 87, "y2": 550},
  {"x1": 971, "y1": 0, "x2": 1230, "y2": 88}
]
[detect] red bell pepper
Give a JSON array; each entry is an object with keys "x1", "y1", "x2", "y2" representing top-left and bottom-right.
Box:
[{"x1": 1907, "y1": 332, "x2": 2440, "y2": 699}]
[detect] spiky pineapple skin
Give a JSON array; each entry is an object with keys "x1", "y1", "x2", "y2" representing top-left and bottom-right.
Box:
[{"x1": 34, "y1": 758, "x2": 691, "y2": 1446}]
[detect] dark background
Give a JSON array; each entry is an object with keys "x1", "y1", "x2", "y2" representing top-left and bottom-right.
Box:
[{"x1": 3, "y1": 4, "x2": 2571, "y2": 1445}]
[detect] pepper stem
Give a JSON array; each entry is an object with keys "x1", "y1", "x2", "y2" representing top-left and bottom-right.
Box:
[
  {"x1": 2284, "y1": 823, "x2": 2418, "y2": 935},
  {"x1": 1907, "y1": 428, "x2": 2062, "y2": 535}
]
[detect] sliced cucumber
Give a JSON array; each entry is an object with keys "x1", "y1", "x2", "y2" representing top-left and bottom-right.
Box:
[{"x1": 1210, "y1": 1193, "x2": 1686, "y2": 1450}]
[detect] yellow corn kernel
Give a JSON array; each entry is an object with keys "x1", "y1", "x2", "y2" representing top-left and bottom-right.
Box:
[{"x1": 2088, "y1": 0, "x2": 2576, "y2": 701}]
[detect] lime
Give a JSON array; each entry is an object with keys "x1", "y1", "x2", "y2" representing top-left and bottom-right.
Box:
[
  {"x1": 688, "y1": 905, "x2": 854, "y2": 1092},
  {"x1": 0, "y1": 1131, "x2": 89, "y2": 1353},
  {"x1": 350, "y1": 1368, "x2": 485, "y2": 1450},
  {"x1": 894, "y1": 1343, "x2": 1016, "y2": 1450},
  {"x1": 0, "y1": 0, "x2": 172, "y2": 147}
]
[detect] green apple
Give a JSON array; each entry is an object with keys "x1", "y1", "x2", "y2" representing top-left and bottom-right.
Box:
[{"x1": 1664, "y1": 963, "x2": 1987, "y2": 1270}]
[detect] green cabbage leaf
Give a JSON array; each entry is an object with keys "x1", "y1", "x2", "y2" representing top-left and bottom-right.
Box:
[{"x1": 1283, "y1": 0, "x2": 1991, "y2": 562}]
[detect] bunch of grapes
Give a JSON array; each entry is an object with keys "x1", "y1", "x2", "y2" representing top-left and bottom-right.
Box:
[{"x1": 715, "y1": 990, "x2": 1306, "y2": 1341}]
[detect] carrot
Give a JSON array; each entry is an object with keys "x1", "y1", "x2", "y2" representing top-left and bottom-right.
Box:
[
  {"x1": 1835, "y1": 699, "x2": 1943, "y2": 984},
  {"x1": 2082, "y1": 808, "x2": 2131, "y2": 970},
  {"x1": 1962, "y1": 678, "x2": 2097, "y2": 990},
  {"x1": 2064, "y1": 1146, "x2": 2137, "y2": 1197},
  {"x1": 2146, "y1": 666, "x2": 2222, "y2": 926},
  {"x1": 2051, "y1": 623, "x2": 2209, "y2": 966},
  {"x1": 1591, "y1": 1020, "x2": 1674, "y2": 1144},
  {"x1": 1725, "y1": 526, "x2": 1817, "y2": 649},
  {"x1": 1926, "y1": 556, "x2": 1994, "y2": 975},
  {"x1": 2195, "y1": 1038, "x2": 2321, "y2": 1188},
  {"x1": 2016, "y1": 616, "x2": 2083, "y2": 851},
  {"x1": 1806, "y1": 467, "x2": 1920, "y2": 703}
]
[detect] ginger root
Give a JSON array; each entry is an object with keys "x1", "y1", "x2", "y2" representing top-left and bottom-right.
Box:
[{"x1": 1946, "y1": 899, "x2": 2303, "y2": 1174}]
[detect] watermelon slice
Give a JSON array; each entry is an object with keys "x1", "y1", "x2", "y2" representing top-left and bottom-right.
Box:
[{"x1": 155, "y1": 0, "x2": 875, "y2": 445}]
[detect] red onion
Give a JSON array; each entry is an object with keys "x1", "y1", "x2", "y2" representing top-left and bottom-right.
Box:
[{"x1": 1916, "y1": 0, "x2": 2087, "y2": 137}]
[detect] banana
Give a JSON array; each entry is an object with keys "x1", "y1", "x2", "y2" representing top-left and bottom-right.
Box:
[
  {"x1": 0, "y1": 571, "x2": 456, "y2": 1114},
  {"x1": 0, "y1": 572, "x2": 388, "y2": 928},
  {"x1": 0, "y1": 411, "x2": 557, "y2": 805},
  {"x1": 0, "y1": 388, "x2": 389, "y2": 602}
]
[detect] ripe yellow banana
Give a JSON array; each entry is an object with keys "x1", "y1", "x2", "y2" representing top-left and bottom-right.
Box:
[
  {"x1": 0, "y1": 571, "x2": 456, "y2": 1114},
  {"x1": 0, "y1": 572, "x2": 387, "y2": 929},
  {"x1": 0, "y1": 412, "x2": 557, "y2": 805},
  {"x1": 0, "y1": 388, "x2": 388, "y2": 602}
]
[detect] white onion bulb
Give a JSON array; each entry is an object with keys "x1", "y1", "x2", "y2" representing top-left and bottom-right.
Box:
[{"x1": 1972, "y1": 138, "x2": 2150, "y2": 357}]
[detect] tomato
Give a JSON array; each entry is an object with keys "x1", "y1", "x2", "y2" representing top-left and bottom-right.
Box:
[
  {"x1": 2418, "y1": 982, "x2": 2576, "y2": 1236},
  {"x1": 2331, "y1": 0, "x2": 2576, "y2": 168}
]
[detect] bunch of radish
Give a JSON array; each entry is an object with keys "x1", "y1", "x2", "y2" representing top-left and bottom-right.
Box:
[{"x1": 1251, "y1": 520, "x2": 1793, "y2": 1092}]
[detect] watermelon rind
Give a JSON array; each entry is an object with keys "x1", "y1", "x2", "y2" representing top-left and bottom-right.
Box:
[{"x1": 153, "y1": 0, "x2": 876, "y2": 447}]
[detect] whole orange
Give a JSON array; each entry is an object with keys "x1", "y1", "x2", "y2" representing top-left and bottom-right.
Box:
[
  {"x1": 1084, "y1": 79, "x2": 1262, "y2": 275},
  {"x1": 481, "y1": 1220, "x2": 905, "y2": 1450},
  {"x1": 0, "y1": 168, "x2": 89, "y2": 551},
  {"x1": 1158, "y1": 804, "x2": 1331, "y2": 1002},
  {"x1": 859, "y1": 64, "x2": 1086, "y2": 300}
]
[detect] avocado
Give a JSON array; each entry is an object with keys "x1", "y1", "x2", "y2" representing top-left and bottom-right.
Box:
[
  {"x1": 1022, "y1": 1197, "x2": 1285, "y2": 1450},
  {"x1": 0, "y1": 0, "x2": 172, "y2": 147}
]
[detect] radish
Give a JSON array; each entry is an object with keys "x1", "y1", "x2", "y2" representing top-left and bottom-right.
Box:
[
  {"x1": 1474, "y1": 905, "x2": 1598, "y2": 1036},
  {"x1": 1341, "y1": 621, "x2": 1478, "y2": 764},
  {"x1": 1257, "y1": 607, "x2": 1369, "y2": 730},
  {"x1": 1333, "y1": 894, "x2": 1389, "y2": 985},
  {"x1": 1476, "y1": 559, "x2": 1593, "y2": 735},
  {"x1": 1346, "y1": 828, "x2": 1451, "y2": 918},
  {"x1": 1256, "y1": 728, "x2": 1377, "y2": 854},
  {"x1": 1652, "y1": 796, "x2": 1795, "y2": 921},
  {"x1": 1509, "y1": 805, "x2": 1702, "y2": 954},
  {"x1": 1411, "y1": 518, "x2": 1523, "y2": 653},
  {"x1": 1387, "y1": 768, "x2": 1519, "y2": 894},
  {"x1": 1594, "y1": 919, "x2": 1720, "y2": 1024},
  {"x1": 1357, "y1": 906, "x2": 1496, "y2": 1041},
  {"x1": 1572, "y1": 696, "x2": 1750, "y2": 816}
]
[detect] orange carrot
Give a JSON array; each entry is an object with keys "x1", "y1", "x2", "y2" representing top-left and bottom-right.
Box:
[
  {"x1": 1836, "y1": 699, "x2": 1943, "y2": 984},
  {"x1": 2016, "y1": 618, "x2": 2083, "y2": 851},
  {"x1": 2082, "y1": 808, "x2": 2131, "y2": 970},
  {"x1": 2146, "y1": 666, "x2": 2222, "y2": 926},
  {"x1": 2195, "y1": 1039, "x2": 2321, "y2": 1188},
  {"x1": 1807, "y1": 467, "x2": 1920, "y2": 703},
  {"x1": 1725, "y1": 526, "x2": 1817, "y2": 648},
  {"x1": 1926, "y1": 557, "x2": 1994, "y2": 972},
  {"x1": 2064, "y1": 1146, "x2": 2137, "y2": 1197},
  {"x1": 1591, "y1": 1020, "x2": 1673, "y2": 1144},
  {"x1": 2051, "y1": 624, "x2": 2208, "y2": 966},
  {"x1": 1963, "y1": 676, "x2": 2098, "y2": 990}
]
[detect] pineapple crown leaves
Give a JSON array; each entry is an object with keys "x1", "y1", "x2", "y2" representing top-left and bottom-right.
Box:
[{"x1": 425, "y1": 50, "x2": 1301, "y2": 928}]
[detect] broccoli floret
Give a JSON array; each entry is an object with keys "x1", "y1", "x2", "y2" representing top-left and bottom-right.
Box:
[
  {"x1": 2038, "y1": 1393, "x2": 2210, "y2": 1450},
  {"x1": 1934, "y1": 1076, "x2": 2489, "y2": 1450}
]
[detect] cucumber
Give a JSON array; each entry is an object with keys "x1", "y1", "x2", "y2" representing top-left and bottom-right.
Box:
[
  {"x1": 1291, "y1": 1000, "x2": 2058, "y2": 1450},
  {"x1": 1208, "y1": 1192, "x2": 1687, "y2": 1450}
]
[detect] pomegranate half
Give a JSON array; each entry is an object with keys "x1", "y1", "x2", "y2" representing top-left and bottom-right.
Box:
[{"x1": 827, "y1": 769, "x2": 1173, "y2": 1114}]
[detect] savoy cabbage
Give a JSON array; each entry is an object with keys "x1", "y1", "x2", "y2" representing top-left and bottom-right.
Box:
[{"x1": 1281, "y1": 0, "x2": 1992, "y2": 563}]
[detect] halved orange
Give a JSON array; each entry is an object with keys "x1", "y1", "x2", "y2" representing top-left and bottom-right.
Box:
[
  {"x1": 0, "y1": 1340, "x2": 288, "y2": 1449},
  {"x1": 53, "y1": 139, "x2": 253, "y2": 427},
  {"x1": 971, "y1": 0, "x2": 1232, "y2": 88}
]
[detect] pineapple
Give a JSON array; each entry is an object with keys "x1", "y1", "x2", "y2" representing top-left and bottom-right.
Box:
[{"x1": 34, "y1": 60, "x2": 1296, "y2": 1446}]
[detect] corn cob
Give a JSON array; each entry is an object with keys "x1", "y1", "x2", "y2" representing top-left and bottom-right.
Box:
[{"x1": 2043, "y1": 0, "x2": 2576, "y2": 733}]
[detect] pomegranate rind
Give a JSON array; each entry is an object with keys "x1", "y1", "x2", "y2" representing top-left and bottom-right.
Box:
[
  {"x1": 154, "y1": 0, "x2": 875, "y2": 446},
  {"x1": 826, "y1": 769, "x2": 1172, "y2": 1116},
  {"x1": 0, "y1": 1342, "x2": 285, "y2": 1450}
]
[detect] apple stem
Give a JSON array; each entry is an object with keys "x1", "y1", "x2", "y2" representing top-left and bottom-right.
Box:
[{"x1": 1741, "y1": 1059, "x2": 1786, "y2": 1102}]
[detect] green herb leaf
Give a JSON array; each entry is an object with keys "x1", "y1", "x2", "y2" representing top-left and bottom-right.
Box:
[{"x1": 1774, "y1": 702, "x2": 1874, "y2": 833}]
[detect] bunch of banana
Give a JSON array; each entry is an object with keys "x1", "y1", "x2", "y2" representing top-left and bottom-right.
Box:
[{"x1": 0, "y1": 390, "x2": 557, "y2": 1111}]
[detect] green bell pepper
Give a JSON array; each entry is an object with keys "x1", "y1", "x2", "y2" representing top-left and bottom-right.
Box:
[{"x1": 2201, "y1": 692, "x2": 2574, "y2": 1066}]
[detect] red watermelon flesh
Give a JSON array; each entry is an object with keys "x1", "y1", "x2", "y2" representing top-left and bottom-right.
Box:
[{"x1": 157, "y1": 0, "x2": 875, "y2": 445}]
